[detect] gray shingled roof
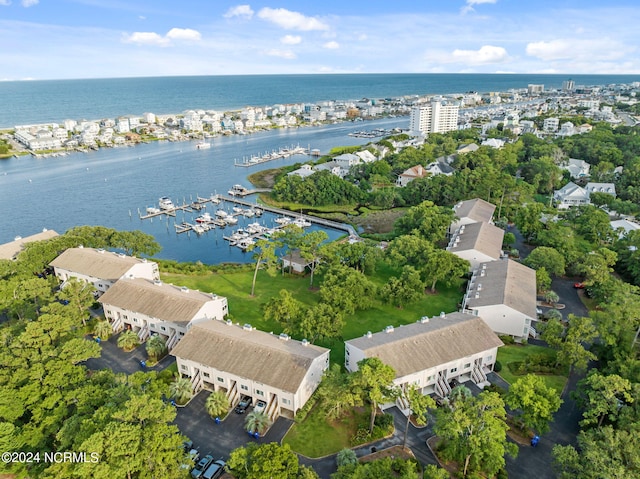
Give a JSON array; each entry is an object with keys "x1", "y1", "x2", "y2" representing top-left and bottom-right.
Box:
[
  {"x1": 465, "y1": 259, "x2": 537, "y2": 318},
  {"x1": 346, "y1": 312, "x2": 503, "y2": 378},
  {"x1": 50, "y1": 247, "x2": 149, "y2": 280},
  {"x1": 453, "y1": 198, "x2": 496, "y2": 223},
  {"x1": 0, "y1": 229, "x2": 59, "y2": 260},
  {"x1": 171, "y1": 320, "x2": 329, "y2": 393},
  {"x1": 449, "y1": 221, "x2": 504, "y2": 259},
  {"x1": 98, "y1": 278, "x2": 218, "y2": 326}
]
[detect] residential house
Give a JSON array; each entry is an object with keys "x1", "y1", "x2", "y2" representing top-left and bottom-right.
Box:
[
  {"x1": 481, "y1": 138, "x2": 506, "y2": 149},
  {"x1": 553, "y1": 182, "x2": 590, "y2": 209},
  {"x1": 288, "y1": 164, "x2": 316, "y2": 179},
  {"x1": 171, "y1": 320, "x2": 329, "y2": 420},
  {"x1": 425, "y1": 160, "x2": 455, "y2": 177},
  {"x1": 447, "y1": 222, "x2": 505, "y2": 271},
  {"x1": 50, "y1": 247, "x2": 159, "y2": 295},
  {"x1": 543, "y1": 117, "x2": 559, "y2": 132},
  {"x1": 314, "y1": 160, "x2": 344, "y2": 178},
  {"x1": 396, "y1": 164, "x2": 428, "y2": 187},
  {"x1": 585, "y1": 182, "x2": 616, "y2": 198},
  {"x1": 345, "y1": 312, "x2": 503, "y2": 399},
  {"x1": 456, "y1": 143, "x2": 479, "y2": 154},
  {"x1": 462, "y1": 259, "x2": 537, "y2": 342},
  {"x1": 355, "y1": 150, "x2": 377, "y2": 163},
  {"x1": 561, "y1": 158, "x2": 591, "y2": 179},
  {"x1": 0, "y1": 229, "x2": 59, "y2": 261},
  {"x1": 450, "y1": 198, "x2": 496, "y2": 234},
  {"x1": 99, "y1": 278, "x2": 228, "y2": 348},
  {"x1": 610, "y1": 219, "x2": 640, "y2": 238},
  {"x1": 281, "y1": 250, "x2": 314, "y2": 274}
]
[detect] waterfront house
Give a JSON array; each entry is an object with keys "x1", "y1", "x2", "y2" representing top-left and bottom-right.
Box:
[
  {"x1": 447, "y1": 221, "x2": 505, "y2": 271},
  {"x1": 344, "y1": 312, "x2": 502, "y2": 400},
  {"x1": 171, "y1": 320, "x2": 329, "y2": 421},
  {"x1": 50, "y1": 247, "x2": 159, "y2": 296},
  {"x1": 425, "y1": 159, "x2": 455, "y2": 177},
  {"x1": 288, "y1": 164, "x2": 316, "y2": 179},
  {"x1": 0, "y1": 229, "x2": 58, "y2": 261},
  {"x1": 99, "y1": 278, "x2": 228, "y2": 349},
  {"x1": 462, "y1": 259, "x2": 537, "y2": 342}
]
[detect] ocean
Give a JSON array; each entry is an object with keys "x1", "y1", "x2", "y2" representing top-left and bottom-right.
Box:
[
  {"x1": 1, "y1": 73, "x2": 638, "y2": 264},
  {"x1": 2, "y1": 73, "x2": 638, "y2": 128}
]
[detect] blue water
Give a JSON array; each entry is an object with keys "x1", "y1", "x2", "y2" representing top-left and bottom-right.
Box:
[
  {"x1": 0, "y1": 117, "x2": 408, "y2": 263},
  {"x1": 2, "y1": 73, "x2": 638, "y2": 128}
]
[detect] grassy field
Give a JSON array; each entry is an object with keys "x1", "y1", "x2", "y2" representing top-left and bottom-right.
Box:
[
  {"x1": 497, "y1": 344, "x2": 568, "y2": 393},
  {"x1": 161, "y1": 262, "x2": 463, "y2": 366},
  {"x1": 283, "y1": 405, "x2": 370, "y2": 458}
]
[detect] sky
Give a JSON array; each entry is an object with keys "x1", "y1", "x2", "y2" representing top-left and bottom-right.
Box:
[{"x1": 1, "y1": 0, "x2": 639, "y2": 80}]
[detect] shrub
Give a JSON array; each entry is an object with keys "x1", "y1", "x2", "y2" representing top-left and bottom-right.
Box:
[
  {"x1": 499, "y1": 335, "x2": 515, "y2": 345},
  {"x1": 494, "y1": 360, "x2": 503, "y2": 372},
  {"x1": 374, "y1": 413, "x2": 394, "y2": 429},
  {"x1": 350, "y1": 426, "x2": 371, "y2": 446},
  {"x1": 336, "y1": 448, "x2": 358, "y2": 467}
]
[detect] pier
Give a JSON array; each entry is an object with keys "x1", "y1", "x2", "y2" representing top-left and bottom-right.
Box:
[
  {"x1": 137, "y1": 189, "x2": 359, "y2": 248},
  {"x1": 233, "y1": 145, "x2": 309, "y2": 167}
]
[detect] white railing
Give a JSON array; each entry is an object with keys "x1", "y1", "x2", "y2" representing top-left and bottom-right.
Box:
[
  {"x1": 137, "y1": 324, "x2": 150, "y2": 342},
  {"x1": 190, "y1": 370, "x2": 203, "y2": 393}
]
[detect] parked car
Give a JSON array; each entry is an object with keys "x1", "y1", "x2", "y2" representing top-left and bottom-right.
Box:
[
  {"x1": 191, "y1": 454, "x2": 214, "y2": 479},
  {"x1": 202, "y1": 459, "x2": 226, "y2": 479},
  {"x1": 234, "y1": 395, "x2": 252, "y2": 414},
  {"x1": 181, "y1": 448, "x2": 200, "y2": 470},
  {"x1": 254, "y1": 400, "x2": 267, "y2": 414},
  {"x1": 574, "y1": 282, "x2": 585, "y2": 289}
]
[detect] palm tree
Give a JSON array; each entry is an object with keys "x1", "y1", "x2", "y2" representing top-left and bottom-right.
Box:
[
  {"x1": 117, "y1": 330, "x2": 140, "y2": 352},
  {"x1": 205, "y1": 391, "x2": 230, "y2": 418},
  {"x1": 544, "y1": 290, "x2": 559, "y2": 306},
  {"x1": 170, "y1": 374, "x2": 193, "y2": 404},
  {"x1": 93, "y1": 320, "x2": 112, "y2": 340},
  {"x1": 145, "y1": 334, "x2": 167, "y2": 362},
  {"x1": 244, "y1": 410, "x2": 270, "y2": 434}
]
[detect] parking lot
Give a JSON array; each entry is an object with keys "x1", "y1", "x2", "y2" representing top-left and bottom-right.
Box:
[{"x1": 174, "y1": 390, "x2": 294, "y2": 460}]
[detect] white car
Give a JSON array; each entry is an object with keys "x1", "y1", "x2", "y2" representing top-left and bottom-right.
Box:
[{"x1": 254, "y1": 400, "x2": 267, "y2": 414}]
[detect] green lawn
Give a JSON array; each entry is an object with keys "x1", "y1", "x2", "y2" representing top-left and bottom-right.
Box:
[
  {"x1": 497, "y1": 344, "x2": 568, "y2": 393},
  {"x1": 162, "y1": 263, "x2": 462, "y2": 367},
  {"x1": 283, "y1": 405, "x2": 370, "y2": 458}
]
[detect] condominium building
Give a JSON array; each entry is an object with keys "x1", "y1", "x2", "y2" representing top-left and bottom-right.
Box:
[{"x1": 409, "y1": 100, "x2": 459, "y2": 135}]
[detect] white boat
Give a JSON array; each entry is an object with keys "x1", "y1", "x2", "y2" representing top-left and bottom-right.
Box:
[
  {"x1": 225, "y1": 216, "x2": 238, "y2": 225},
  {"x1": 294, "y1": 217, "x2": 312, "y2": 228},
  {"x1": 274, "y1": 216, "x2": 291, "y2": 225},
  {"x1": 159, "y1": 197, "x2": 175, "y2": 210},
  {"x1": 192, "y1": 224, "x2": 205, "y2": 234},
  {"x1": 195, "y1": 212, "x2": 213, "y2": 223},
  {"x1": 215, "y1": 209, "x2": 229, "y2": 218},
  {"x1": 232, "y1": 207, "x2": 244, "y2": 214},
  {"x1": 196, "y1": 141, "x2": 211, "y2": 150},
  {"x1": 146, "y1": 207, "x2": 161, "y2": 214},
  {"x1": 242, "y1": 208, "x2": 255, "y2": 217},
  {"x1": 238, "y1": 237, "x2": 256, "y2": 249},
  {"x1": 210, "y1": 194, "x2": 221, "y2": 204}
]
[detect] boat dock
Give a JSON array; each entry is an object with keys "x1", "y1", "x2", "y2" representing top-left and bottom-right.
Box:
[
  {"x1": 233, "y1": 145, "x2": 309, "y2": 167},
  {"x1": 137, "y1": 189, "x2": 359, "y2": 249}
]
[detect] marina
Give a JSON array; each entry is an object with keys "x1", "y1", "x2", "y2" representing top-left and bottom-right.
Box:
[
  {"x1": 137, "y1": 188, "x2": 358, "y2": 250},
  {"x1": 233, "y1": 145, "x2": 309, "y2": 167}
]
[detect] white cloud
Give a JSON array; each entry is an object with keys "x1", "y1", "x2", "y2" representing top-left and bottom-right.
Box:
[
  {"x1": 166, "y1": 28, "x2": 201, "y2": 42},
  {"x1": 264, "y1": 48, "x2": 296, "y2": 59},
  {"x1": 451, "y1": 45, "x2": 509, "y2": 64},
  {"x1": 323, "y1": 41, "x2": 339, "y2": 49},
  {"x1": 122, "y1": 31, "x2": 169, "y2": 46},
  {"x1": 0, "y1": 0, "x2": 11, "y2": 5},
  {"x1": 258, "y1": 7, "x2": 329, "y2": 31},
  {"x1": 122, "y1": 28, "x2": 201, "y2": 46},
  {"x1": 21, "y1": 0, "x2": 38, "y2": 6},
  {"x1": 526, "y1": 38, "x2": 631, "y2": 62},
  {"x1": 280, "y1": 34, "x2": 301, "y2": 45},
  {"x1": 223, "y1": 4, "x2": 254, "y2": 19},
  {"x1": 462, "y1": 0, "x2": 497, "y2": 15}
]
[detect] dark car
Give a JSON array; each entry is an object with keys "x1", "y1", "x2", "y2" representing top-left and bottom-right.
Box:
[
  {"x1": 191, "y1": 454, "x2": 214, "y2": 479},
  {"x1": 234, "y1": 395, "x2": 252, "y2": 414},
  {"x1": 202, "y1": 459, "x2": 226, "y2": 479}
]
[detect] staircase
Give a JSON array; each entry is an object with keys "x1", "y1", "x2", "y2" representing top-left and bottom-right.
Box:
[
  {"x1": 227, "y1": 382, "x2": 239, "y2": 406},
  {"x1": 471, "y1": 365, "x2": 487, "y2": 385},
  {"x1": 435, "y1": 373, "x2": 451, "y2": 398},
  {"x1": 190, "y1": 370, "x2": 203, "y2": 393},
  {"x1": 111, "y1": 316, "x2": 124, "y2": 333},
  {"x1": 137, "y1": 324, "x2": 150, "y2": 342},
  {"x1": 166, "y1": 331, "x2": 180, "y2": 350},
  {"x1": 529, "y1": 325, "x2": 538, "y2": 339},
  {"x1": 265, "y1": 395, "x2": 279, "y2": 422},
  {"x1": 396, "y1": 394, "x2": 410, "y2": 415}
]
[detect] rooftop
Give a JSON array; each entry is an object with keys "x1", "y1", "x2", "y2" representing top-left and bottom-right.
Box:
[
  {"x1": 50, "y1": 247, "x2": 152, "y2": 280},
  {"x1": 98, "y1": 278, "x2": 222, "y2": 326},
  {"x1": 346, "y1": 312, "x2": 503, "y2": 378},
  {"x1": 0, "y1": 229, "x2": 59, "y2": 260},
  {"x1": 453, "y1": 198, "x2": 496, "y2": 224},
  {"x1": 171, "y1": 320, "x2": 329, "y2": 393},
  {"x1": 449, "y1": 221, "x2": 504, "y2": 259}
]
